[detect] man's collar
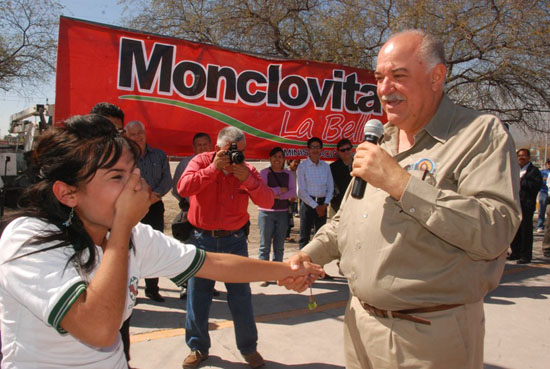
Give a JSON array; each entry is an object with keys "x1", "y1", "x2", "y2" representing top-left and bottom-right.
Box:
[
  {"x1": 521, "y1": 162, "x2": 532, "y2": 170},
  {"x1": 422, "y1": 94, "x2": 454, "y2": 143},
  {"x1": 140, "y1": 144, "x2": 151, "y2": 157},
  {"x1": 306, "y1": 156, "x2": 320, "y2": 165},
  {"x1": 384, "y1": 94, "x2": 453, "y2": 144}
]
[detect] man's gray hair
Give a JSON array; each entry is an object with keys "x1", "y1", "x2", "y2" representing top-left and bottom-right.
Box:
[
  {"x1": 390, "y1": 29, "x2": 446, "y2": 71},
  {"x1": 217, "y1": 126, "x2": 245, "y2": 147},
  {"x1": 125, "y1": 120, "x2": 145, "y2": 130}
]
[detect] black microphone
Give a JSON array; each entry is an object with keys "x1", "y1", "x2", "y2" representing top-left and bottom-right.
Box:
[{"x1": 351, "y1": 119, "x2": 384, "y2": 199}]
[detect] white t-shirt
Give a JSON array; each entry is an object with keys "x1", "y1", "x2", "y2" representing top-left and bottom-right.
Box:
[{"x1": 0, "y1": 217, "x2": 205, "y2": 369}]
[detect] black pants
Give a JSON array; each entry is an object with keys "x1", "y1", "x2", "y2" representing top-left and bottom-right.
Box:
[
  {"x1": 299, "y1": 199, "x2": 327, "y2": 249},
  {"x1": 142, "y1": 200, "x2": 165, "y2": 293},
  {"x1": 511, "y1": 206, "x2": 535, "y2": 261}
]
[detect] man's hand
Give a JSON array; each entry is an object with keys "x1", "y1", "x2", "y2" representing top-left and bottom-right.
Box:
[
  {"x1": 352, "y1": 142, "x2": 410, "y2": 200},
  {"x1": 316, "y1": 204, "x2": 328, "y2": 217},
  {"x1": 278, "y1": 252, "x2": 323, "y2": 292},
  {"x1": 232, "y1": 163, "x2": 250, "y2": 182},
  {"x1": 213, "y1": 150, "x2": 231, "y2": 171}
]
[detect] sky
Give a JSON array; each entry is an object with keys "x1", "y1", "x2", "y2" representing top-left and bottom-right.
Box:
[{"x1": 0, "y1": 0, "x2": 127, "y2": 136}]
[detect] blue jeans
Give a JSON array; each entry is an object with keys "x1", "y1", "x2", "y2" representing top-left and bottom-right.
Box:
[
  {"x1": 258, "y1": 210, "x2": 288, "y2": 262},
  {"x1": 537, "y1": 191, "x2": 548, "y2": 229},
  {"x1": 185, "y1": 228, "x2": 258, "y2": 355}
]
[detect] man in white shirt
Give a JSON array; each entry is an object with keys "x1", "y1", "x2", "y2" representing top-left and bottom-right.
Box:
[{"x1": 297, "y1": 137, "x2": 333, "y2": 250}]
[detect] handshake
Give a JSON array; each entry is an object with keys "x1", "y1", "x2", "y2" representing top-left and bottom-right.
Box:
[{"x1": 278, "y1": 251, "x2": 323, "y2": 293}]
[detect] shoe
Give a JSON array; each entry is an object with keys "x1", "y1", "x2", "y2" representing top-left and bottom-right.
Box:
[
  {"x1": 507, "y1": 254, "x2": 520, "y2": 261},
  {"x1": 145, "y1": 290, "x2": 165, "y2": 302},
  {"x1": 259, "y1": 281, "x2": 269, "y2": 287},
  {"x1": 182, "y1": 350, "x2": 208, "y2": 368},
  {"x1": 537, "y1": 228, "x2": 544, "y2": 233},
  {"x1": 243, "y1": 351, "x2": 265, "y2": 369},
  {"x1": 285, "y1": 237, "x2": 296, "y2": 243},
  {"x1": 213, "y1": 288, "x2": 220, "y2": 297},
  {"x1": 516, "y1": 258, "x2": 531, "y2": 264}
]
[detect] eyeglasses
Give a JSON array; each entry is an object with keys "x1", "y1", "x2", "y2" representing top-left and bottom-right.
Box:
[
  {"x1": 309, "y1": 145, "x2": 322, "y2": 150},
  {"x1": 338, "y1": 147, "x2": 352, "y2": 152}
]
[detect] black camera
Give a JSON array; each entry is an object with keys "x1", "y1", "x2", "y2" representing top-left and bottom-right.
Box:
[{"x1": 226, "y1": 142, "x2": 245, "y2": 164}]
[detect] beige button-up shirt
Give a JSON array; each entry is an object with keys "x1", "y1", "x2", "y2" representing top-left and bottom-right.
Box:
[{"x1": 303, "y1": 95, "x2": 521, "y2": 310}]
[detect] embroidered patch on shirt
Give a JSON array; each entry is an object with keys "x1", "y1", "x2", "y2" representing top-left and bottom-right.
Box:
[
  {"x1": 129, "y1": 276, "x2": 139, "y2": 301},
  {"x1": 413, "y1": 158, "x2": 435, "y2": 174},
  {"x1": 403, "y1": 158, "x2": 438, "y2": 185}
]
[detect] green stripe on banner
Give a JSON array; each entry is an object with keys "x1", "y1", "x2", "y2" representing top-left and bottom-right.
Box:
[{"x1": 119, "y1": 95, "x2": 336, "y2": 148}]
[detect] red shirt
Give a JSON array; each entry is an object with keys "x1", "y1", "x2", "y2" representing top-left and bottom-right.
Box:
[{"x1": 177, "y1": 151, "x2": 274, "y2": 230}]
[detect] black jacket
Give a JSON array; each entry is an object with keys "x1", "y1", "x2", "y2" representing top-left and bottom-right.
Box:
[
  {"x1": 520, "y1": 163, "x2": 543, "y2": 210},
  {"x1": 330, "y1": 159, "x2": 352, "y2": 212}
]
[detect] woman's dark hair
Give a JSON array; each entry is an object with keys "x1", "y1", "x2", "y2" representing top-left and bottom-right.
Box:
[
  {"x1": 1, "y1": 114, "x2": 140, "y2": 274},
  {"x1": 269, "y1": 146, "x2": 284, "y2": 157}
]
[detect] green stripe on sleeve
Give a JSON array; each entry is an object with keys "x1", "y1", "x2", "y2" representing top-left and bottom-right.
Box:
[
  {"x1": 48, "y1": 281, "x2": 87, "y2": 334},
  {"x1": 170, "y1": 248, "x2": 206, "y2": 286}
]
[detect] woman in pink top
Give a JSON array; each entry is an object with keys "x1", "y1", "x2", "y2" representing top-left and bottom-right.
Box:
[{"x1": 257, "y1": 147, "x2": 296, "y2": 286}]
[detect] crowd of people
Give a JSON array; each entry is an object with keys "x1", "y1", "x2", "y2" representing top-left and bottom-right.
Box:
[{"x1": 0, "y1": 29, "x2": 536, "y2": 369}]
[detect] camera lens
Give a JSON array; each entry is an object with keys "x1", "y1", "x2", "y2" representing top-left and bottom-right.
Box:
[
  {"x1": 230, "y1": 151, "x2": 245, "y2": 164},
  {"x1": 227, "y1": 142, "x2": 245, "y2": 164}
]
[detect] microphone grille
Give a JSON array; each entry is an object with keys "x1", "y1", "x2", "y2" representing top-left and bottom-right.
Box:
[{"x1": 364, "y1": 119, "x2": 384, "y2": 138}]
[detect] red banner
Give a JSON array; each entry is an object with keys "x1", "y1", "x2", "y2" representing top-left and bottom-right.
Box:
[{"x1": 55, "y1": 17, "x2": 385, "y2": 159}]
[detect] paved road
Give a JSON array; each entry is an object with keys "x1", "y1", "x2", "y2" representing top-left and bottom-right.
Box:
[
  {"x1": 128, "y1": 220, "x2": 550, "y2": 369},
  {"x1": 129, "y1": 160, "x2": 550, "y2": 368}
]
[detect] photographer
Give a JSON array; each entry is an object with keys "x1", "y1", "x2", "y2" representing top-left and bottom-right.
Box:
[{"x1": 177, "y1": 126, "x2": 274, "y2": 369}]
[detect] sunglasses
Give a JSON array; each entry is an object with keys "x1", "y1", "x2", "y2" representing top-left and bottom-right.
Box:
[{"x1": 338, "y1": 147, "x2": 352, "y2": 152}]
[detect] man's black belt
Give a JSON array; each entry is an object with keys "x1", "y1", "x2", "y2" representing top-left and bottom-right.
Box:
[
  {"x1": 312, "y1": 196, "x2": 325, "y2": 203},
  {"x1": 194, "y1": 226, "x2": 242, "y2": 238}
]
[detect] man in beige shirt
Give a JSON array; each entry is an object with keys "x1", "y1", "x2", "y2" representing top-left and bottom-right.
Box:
[{"x1": 280, "y1": 30, "x2": 521, "y2": 368}]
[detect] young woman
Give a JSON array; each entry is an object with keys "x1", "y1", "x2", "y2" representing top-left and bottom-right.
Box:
[
  {"x1": 257, "y1": 148, "x2": 296, "y2": 286},
  {"x1": 0, "y1": 115, "x2": 322, "y2": 369}
]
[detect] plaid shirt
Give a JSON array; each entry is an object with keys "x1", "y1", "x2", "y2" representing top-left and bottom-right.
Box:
[
  {"x1": 297, "y1": 157, "x2": 334, "y2": 208},
  {"x1": 137, "y1": 144, "x2": 171, "y2": 197}
]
